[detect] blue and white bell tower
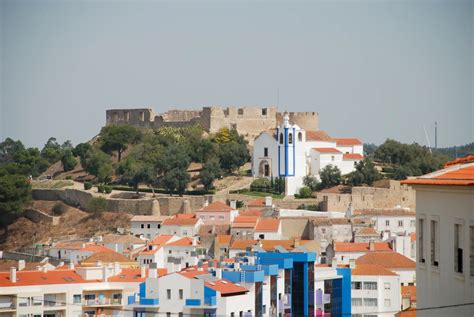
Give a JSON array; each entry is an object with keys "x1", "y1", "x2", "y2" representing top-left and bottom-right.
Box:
[{"x1": 277, "y1": 112, "x2": 302, "y2": 177}]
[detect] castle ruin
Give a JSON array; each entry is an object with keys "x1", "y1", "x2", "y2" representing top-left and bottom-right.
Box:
[{"x1": 106, "y1": 106, "x2": 319, "y2": 142}]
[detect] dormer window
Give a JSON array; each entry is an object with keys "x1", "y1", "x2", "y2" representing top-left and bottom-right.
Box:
[
  {"x1": 298, "y1": 132, "x2": 302, "y2": 141},
  {"x1": 288, "y1": 133, "x2": 293, "y2": 144},
  {"x1": 279, "y1": 133, "x2": 284, "y2": 144}
]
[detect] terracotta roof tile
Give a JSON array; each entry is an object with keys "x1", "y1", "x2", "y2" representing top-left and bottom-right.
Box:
[
  {"x1": 306, "y1": 131, "x2": 334, "y2": 142},
  {"x1": 334, "y1": 242, "x2": 392, "y2": 252},
  {"x1": 108, "y1": 268, "x2": 167, "y2": 282},
  {"x1": 0, "y1": 269, "x2": 97, "y2": 287},
  {"x1": 444, "y1": 155, "x2": 474, "y2": 167},
  {"x1": 261, "y1": 239, "x2": 312, "y2": 251},
  {"x1": 150, "y1": 235, "x2": 175, "y2": 246},
  {"x1": 80, "y1": 245, "x2": 115, "y2": 253},
  {"x1": 53, "y1": 241, "x2": 92, "y2": 250},
  {"x1": 255, "y1": 218, "x2": 280, "y2": 232},
  {"x1": 410, "y1": 232, "x2": 416, "y2": 242},
  {"x1": 313, "y1": 147, "x2": 341, "y2": 154},
  {"x1": 199, "y1": 201, "x2": 234, "y2": 212},
  {"x1": 234, "y1": 216, "x2": 259, "y2": 224},
  {"x1": 343, "y1": 153, "x2": 364, "y2": 160},
  {"x1": 81, "y1": 251, "x2": 135, "y2": 264},
  {"x1": 230, "y1": 240, "x2": 258, "y2": 250},
  {"x1": 356, "y1": 252, "x2": 416, "y2": 269},
  {"x1": 334, "y1": 138, "x2": 363, "y2": 146},
  {"x1": 355, "y1": 227, "x2": 379, "y2": 236},
  {"x1": 166, "y1": 237, "x2": 199, "y2": 247},
  {"x1": 395, "y1": 307, "x2": 417, "y2": 317},
  {"x1": 162, "y1": 216, "x2": 199, "y2": 226},
  {"x1": 401, "y1": 285, "x2": 417, "y2": 301},
  {"x1": 239, "y1": 209, "x2": 264, "y2": 216},
  {"x1": 402, "y1": 162, "x2": 474, "y2": 186},
  {"x1": 247, "y1": 198, "x2": 265, "y2": 207},
  {"x1": 205, "y1": 279, "x2": 249, "y2": 295},
  {"x1": 216, "y1": 235, "x2": 232, "y2": 245},
  {"x1": 352, "y1": 264, "x2": 398, "y2": 276}
]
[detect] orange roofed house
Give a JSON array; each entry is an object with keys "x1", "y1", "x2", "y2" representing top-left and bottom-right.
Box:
[
  {"x1": 195, "y1": 201, "x2": 239, "y2": 226},
  {"x1": 325, "y1": 241, "x2": 392, "y2": 265},
  {"x1": 401, "y1": 156, "x2": 474, "y2": 317}
]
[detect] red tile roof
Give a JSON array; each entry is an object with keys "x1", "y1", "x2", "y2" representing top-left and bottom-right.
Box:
[
  {"x1": 80, "y1": 245, "x2": 115, "y2": 253},
  {"x1": 401, "y1": 163, "x2": 474, "y2": 186},
  {"x1": 81, "y1": 251, "x2": 135, "y2": 264},
  {"x1": 205, "y1": 279, "x2": 249, "y2": 295},
  {"x1": 410, "y1": 232, "x2": 416, "y2": 242},
  {"x1": 352, "y1": 264, "x2": 398, "y2": 276},
  {"x1": 166, "y1": 237, "x2": 199, "y2": 247},
  {"x1": 335, "y1": 138, "x2": 363, "y2": 146},
  {"x1": 355, "y1": 227, "x2": 379, "y2": 236},
  {"x1": 261, "y1": 239, "x2": 312, "y2": 251},
  {"x1": 247, "y1": 198, "x2": 265, "y2": 207},
  {"x1": 395, "y1": 307, "x2": 416, "y2": 317},
  {"x1": 230, "y1": 240, "x2": 258, "y2": 250},
  {"x1": 255, "y1": 218, "x2": 280, "y2": 232},
  {"x1": 401, "y1": 285, "x2": 417, "y2": 302},
  {"x1": 306, "y1": 131, "x2": 334, "y2": 142},
  {"x1": 199, "y1": 201, "x2": 234, "y2": 212},
  {"x1": 0, "y1": 269, "x2": 96, "y2": 287},
  {"x1": 108, "y1": 268, "x2": 167, "y2": 282},
  {"x1": 232, "y1": 216, "x2": 258, "y2": 228},
  {"x1": 216, "y1": 235, "x2": 232, "y2": 245},
  {"x1": 356, "y1": 252, "x2": 416, "y2": 269},
  {"x1": 239, "y1": 209, "x2": 264, "y2": 216},
  {"x1": 314, "y1": 147, "x2": 341, "y2": 154},
  {"x1": 343, "y1": 153, "x2": 364, "y2": 160},
  {"x1": 444, "y1": 155, "x2": 474, "y2": 167},
  {"x1": 162, "y1": 216, "x2": 199, "y2": 226},
  {"x1": 334, "y1": 242, "x2": 392, "y2": 252},
  {"x1": 150, "y1": 235, "x2": 175, "y2": 246}
]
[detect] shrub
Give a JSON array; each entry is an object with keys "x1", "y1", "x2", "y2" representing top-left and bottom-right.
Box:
[
  {"x1": 296, "y1": 186, "x2": 312, "y2": 199},
  {"x1": 52, "y1": 202, "x2": 66, "y2": 215},
  {"x1": 97, "y1": 184, "x2": 105, "y2": 193},
  {"x1": 65, "y1": 175, "x2": 72, "y2": 180},
  {"x1": 86, "y1": 197, "x2": 108, "y2": 214},
  {"x1": 84, "y1": 182, "x2": 92, "y2": 190},
  {"x1": 296, "y1": 203, "x2": 320, "y2": 211},
  {"x1": 104, "y1": 185, "x2": 113, "y2": 194},
  {"x1": 250, "y1": 178, "x2": 272, "y2": 192}
]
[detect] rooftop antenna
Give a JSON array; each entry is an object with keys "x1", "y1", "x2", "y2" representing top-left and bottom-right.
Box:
[
  {"x1": 423, "y1": 124, "x2": 432, "y2": 154},
  {"x1": 434, "y1": 121, "x2": 438, "y2": 149}
]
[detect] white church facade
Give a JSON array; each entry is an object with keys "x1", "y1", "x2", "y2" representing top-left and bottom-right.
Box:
[{"x1": 252, "y1": 113, "x2": 364, "y2": 195}]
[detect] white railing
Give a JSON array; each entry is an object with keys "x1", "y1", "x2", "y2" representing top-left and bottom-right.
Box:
[{"x1": 82, "y1": 298, "x2": 123, "y2": 306}]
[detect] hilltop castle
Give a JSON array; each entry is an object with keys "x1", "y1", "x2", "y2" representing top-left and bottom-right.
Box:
[{"x1": 106, "y1": 106, "x2": 319, "y2": 143}]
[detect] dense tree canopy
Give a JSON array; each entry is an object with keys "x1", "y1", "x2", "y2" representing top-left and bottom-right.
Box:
[
  {"x1": 99, "y1": 125, "x2": 142, "y2": 162},
  {"x1": 319, "y1": 165, "x2": 342, "y2": 189},
  {"x1": 81, "y1": 148, "x2": 113, "y2": 183},
  {"x1": 347, "y1": 158, "x2": 382, "y2": 186}
]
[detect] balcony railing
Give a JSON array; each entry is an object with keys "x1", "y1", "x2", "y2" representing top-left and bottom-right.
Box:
[
  {"x1": 82, "y1": 298, "x2": 123, "y2": 306},
  {"x1": 44, "y1": 300, "x2": 66, "y2": 307},
  {"x1": 0, "y1": 302, "x2": 15, "y2": 310},
  {"x1": 83, "y1": 314, "x2": 123, "y2": 317}
]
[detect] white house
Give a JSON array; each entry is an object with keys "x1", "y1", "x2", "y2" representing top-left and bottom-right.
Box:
[
  {"x1": 311, "y1": 218, "x2": 353, "y2": 256},
  {"x1": 252, "y1": 112, "x2": 363, "y2": 195},
  {"x1": 352, "y1": 208, "x2": 416, "y2": 237},
  {"x1": 160, "y1": 215, "x2": 203, "y2": 237},
  {"x1": 130, "y1": 215, "x2": 171, "y2": 240},
  {"x1": 326, "y1": 241, "x2": 392, "y2": 265},
  {"x1": 136, "y1": 235, "x2": 179, "y2": 267},
  {"x1": 253, "y1": 218, "x2": 282, "y2": 240},
  {"x1": 351, "y1": 262, "x2": 401, "y2": 317},
  {"x1": 98, "y1": 234, "x2": 146, "y2": 254},
  {"x1": 402, "y1": 157, "x2": 474, "y2": 317},
  {"x1": 163, "y1": 237, "x2": 202, "y2": 272},
  {"x1": 356, "y1": 252, "x2": 416, "y2": 286}
]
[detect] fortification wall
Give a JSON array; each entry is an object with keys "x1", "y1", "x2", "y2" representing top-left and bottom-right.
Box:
[
  {"x1": 24, "y1": 208, "x2": 60, "y2": 226},
  {"x1": 276, "y1": 111, "x2": 319, "y2": 131}
]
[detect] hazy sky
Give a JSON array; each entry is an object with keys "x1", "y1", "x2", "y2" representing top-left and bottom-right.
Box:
[{"x1": 1, "y1": 0, "x2": 473, "y2": 149}]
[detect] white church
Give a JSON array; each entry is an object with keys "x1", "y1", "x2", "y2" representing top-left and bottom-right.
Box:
[{"x1": 252, "y1": 113, "x2": 364, "y2": 196}]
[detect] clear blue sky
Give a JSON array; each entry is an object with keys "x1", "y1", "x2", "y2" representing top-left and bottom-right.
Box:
[{"x1": 1, "y1": 0, "x2": 472, "y2": 148}]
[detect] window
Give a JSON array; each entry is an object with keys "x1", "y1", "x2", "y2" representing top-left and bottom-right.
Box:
[
  {"x1": 238, "y1": 108, "x2": 244, "y2": 115},
  {"x1": 210, "y1": 216, "x2": 215, "y2": 221},
  {"x1": 219, "y1": 215, "x2": 225, "y2": 220},
  {"x1": 298, "y1": 132, "x2": 302, "y2": 141},
  {"x1": 166, "y1": 313, "x2": 171, "y2": 317},
  {"x1": 147, "y1": 224, "x2": 151, "y2": 229},
  {"x1": 141, "y1": 224, "x2": 144, "y2": 229},
  {"x1": 410, "y1": 220, "x2": 416, "y2": 227},
  {"x1": 385, "y1": 220, "x2": 390, "y2": 226},
  {"x1": 73, "y1": 294, "x2": 81, "y2": 303},
  {"x1": 288, "y1": 133, "x2": 293, "y2": 144},
  {"x1": 384, "y1": 299, "x2": 391, "y2": 307},
  {"x1": 351, "y1": 281, "x2": 362, "y2": 290},
  {"x1": 351, "y1": 298, "x2": 362, "y2": 306},
  {"x1": 384, "y1": 282, "x2": 391, "y2": 290},
  {"x1": 259, "y1": 234, "x2": 265, "y2": 239},
  {"x1": 179, "y1": 313, "x2": 183, "y2": 317},
  {"x1": 321, "y1": 228, "x2": 326, "y2": 234},
  {"x1": 179, "y1": 289, "x2": 183, "y2": 300},
  {"x1": 398, "y1": 220, "x2": 403, "y2": 227},
  {"x1": 331, "y1": 156, "x2": 335, "y2": 161},
  {"x1": 431, "y1": 219, "x2": 439, "y2": 267},
  {"x1": 167, "y1": 289, "x2": 171, "y2": 300},
  {"x1": 363, "y1": 298, "x2": 378, "y2": 307},
  {"x1": 279, "y1": 133, "x2": 284, "y2": 144},
  {"x1": 455, "y1": 223, "x2": 464, "y2": 273},
  {"x1": 262, "y1": 108, "x2": 267, "y2": 116},
  {"x1": 231, "y1": 313, "x2": 235, "y2": 317},
  {"x1": 419, "y1": 218, "x2": 425, "y2": 263},
  {"x1": 157, "y1": 224, "x2": 161, "y2": 229},
  {"x1": 363, "y1": 282, "x2": 377, "y2": 290},
  {"x1": 470, "y1": 226, "x2": 474, "y2": 277},
  {"x1": 264, "y1": 147, "x2": 268, "y2": 157},
  {"x1": 183, "y1": 230, "x2": 188, "y2": 236},
  {"x1": 169, "y1": 250, "x2": 172, "y2": 254}
]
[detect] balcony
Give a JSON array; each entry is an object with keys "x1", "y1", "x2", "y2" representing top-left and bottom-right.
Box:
[
  {"x1": 185, "y1": 299, "x2": 201, "y2": 306},
  {"x1": 83, "y1": 314, "x2": 123, "y2": 317},
  {"x1": 204, "y1": 296, "x2": 216, "y2": 306},
  {"x1": 0, "y1": 302, "x2": 16, "y2": 312},
  {"x1": 82, "y1": 298, "x2": 123, "y2": 307},
  {"x1": 278, "y1": 294, "x2": 291, "y2": 310},
  {"x1": 139, "y1": 298, "x2": 159, "y2": 305}
]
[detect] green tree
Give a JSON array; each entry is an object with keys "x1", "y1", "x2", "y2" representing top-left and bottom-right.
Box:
[
  {"x1": 99, "y1": 125, "x2": 142, "y2": 162},
  {"x1": 347, "y1": 158, "x2": 382, "y2": 186},
  {"x1": 218, "y1": 142, "x2": 250, "y2": 173},
  {"x1": 162, "y1": 168, "x2": 190, "y2": 196},
  {"x1": 61, "y1": 149, "x2": 77, "y2": 172},
  {"x1": 118, "y1": 158, "x2": 155, "y2": 195},
  {"x1": 41, "y1": 137, "x2": 63, "y2": 163},
  {"x1": 81, "y1": 148, "x2": 113, "y2": 183},
  {"x1": 319, "y1": 165, "x2": 342, "y2": 189},
  {"x1": 297, "y1": 186, "x2": 313, "y2": 198},
  {"x1": 303, "y1": 175, "x2": 320, "y2": 191},
  {"x1": 0, "y1": 164, "x2": 31, "y2": 227},
  {"x1": 159, "y1": 143, "x2": 190, "y2": 173},
  {"x1": 199, "y1": 158, "x2": 222, "y2": 190},
  {"x1": 73, "y1": 142, "x2": 92, "y2": 159},
  {"x1": 0, "y1": 138, "x2": 49, "y2": 177}
]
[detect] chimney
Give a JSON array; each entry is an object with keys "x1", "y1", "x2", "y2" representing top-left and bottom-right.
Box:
[
  {"x1": 204, "y1": 199, "x2": 209, "y2": 207},
  {"x1": 140, "y1": 266, "x2": 146, "y2": 278},
  {"x1": 197, "y1": 261, "x2": 203, "y2": 271},
  {"x1": 234, "y1": 262, "x2": 240, "y2": 270},
  {"x1": 230, "y1": 200, "x2": 237, "y2": 210},
  {"x1": 349, "y1": 259, "x2": 356, "y2": 269},
  {"x1": 294, "y1": 238, "x2": 301, "y2": 248},
  {"x1": 102, "y1": 266, "x2": 108, "y2": 282},
  {"x1": 9, "y1": 267, "x2": 16, "y2": 283},
  {"x1": 369, "y1": 239, "x2": 375, "y2": 251},
  {"x1": 69, "y1": 262, "x2": 75, "y2": 270},
  {"x1": 149, "y1": 263, "x2": 158, "y2": 278},
  {"x1": 58, "y1": 261, "x2": 65, "y2": 267},
  {"x1": 98, "y1": 235, "x2": 103, "y2": 242},
  {"x1": 17, "y1": 260, "x2": 25, "y2": 271},
  {"x1": 42, "y1": 266, "x2": 48, "y2": 273},
  {"x1": 215, "y1": 268, "x2": 222, "y2": 279},
  {"x1": 265, "y1": 196, "x2": 272, "y2": 207},
  {"x1": 114, "y1": 262, "x2": 121, "y2": 276},
  {"x1": 192, "y1": 236, "x2": 198, "y2": 247},
  {"x1": 331, "y1": 257, "x2": 338, "y2": 268}
]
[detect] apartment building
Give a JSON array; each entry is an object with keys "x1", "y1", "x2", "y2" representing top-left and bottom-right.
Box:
[
  {"x1": 326, "y1": 241, "x2": 392, "y2": 265},
  {"x1": 160, "y1": 214, "x2": 203, "y2": 237},
  {"x1": 402, "y1": 156, "x2": 474, "y2": 317},
  {"x1": 130, "y1": 215, "x2": 171, "y2": 240}
]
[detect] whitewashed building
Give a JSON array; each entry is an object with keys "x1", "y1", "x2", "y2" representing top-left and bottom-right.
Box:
[
  {"x1": 402, "y1": 157, "x2": 474, "y2": 317},
  {"x1": 130, "y1": 215, "x2": 171, "y2": 240},
  {"x1": 352, "y1": 208, "x2": 416, "y2": 237},
  {"x1": 326, "y1": 241, "x2": 392, "y2": 265},
  {"x1": 160, "y1": 215, "x2": 203, "y2": 237},
  {"x1": 252, "y1": 112, "x2": 363, "y2": 195}
]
